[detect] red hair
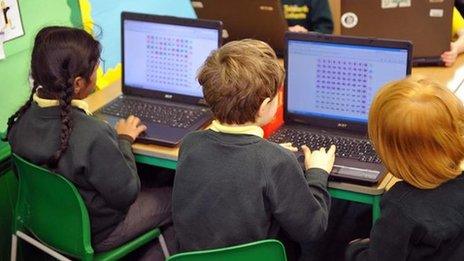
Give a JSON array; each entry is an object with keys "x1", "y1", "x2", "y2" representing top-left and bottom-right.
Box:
[{"x1": 369, "y1": 77, "x2": 464, "y2": 189}]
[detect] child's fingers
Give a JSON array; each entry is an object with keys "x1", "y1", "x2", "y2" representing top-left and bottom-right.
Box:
[
  {"x1": 127, "y1": 115, "x2": 135, "y2": 124},
  {"x1": 301, "y1": 145, "x2": 311, "y2": 156},
  {"x1": 328, "y1": 145, "x2": 336, "y2": 155},
  {"x1": 442, "y1": 56, "x2": 455, "y2": 66},
  {"x1": 136, "y1": 124, "x2": 147, "y2": 133},
  {"x1": 295, "y1": 25, "x2": 308, "y2": 32},
  {"x1": 115, "y1": 118, "x2": 124, "y2": 127},
  {"x1": 442, "y1": 53, "x2": 454, "y2": 60},
  {"x1": 279, "y1": 143, "x2": 297, "y2": 151},
  {"x1": 280, "y1": 144, "x2": 298, "y2": 152},
  {"x1": 132, "y1": 116, "x2": 141, "y2": 127}
]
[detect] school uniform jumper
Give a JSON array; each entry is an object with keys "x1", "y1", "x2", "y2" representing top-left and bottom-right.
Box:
[
  {"x1": 346, "y1": 174, "x2": 464, "y2": 261},
  {"x1": 282, "y1": 0, "x2": 333, "y2": 34},
  {"x1": 173, "y1": 122, "x2": 331, "y2": 259},
  {"x1": 8, "y1": 97, "x2": 172, "y2": 253}
]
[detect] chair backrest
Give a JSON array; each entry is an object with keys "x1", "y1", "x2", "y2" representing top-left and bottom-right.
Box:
[
  {"x1": 12, "y1": 154, "x2": 93, "y2": 258},
  {"x1": 167, "y1": 239, "x2": 287, "y2": 261}
]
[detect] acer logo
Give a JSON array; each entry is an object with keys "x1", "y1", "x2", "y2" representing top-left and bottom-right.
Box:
[
  {"x1": 337, "y1": 123, "x2": 348, "y2": 128},
  {"x1": 164, "y1": 94, "x2": 173, "y2": 99}
]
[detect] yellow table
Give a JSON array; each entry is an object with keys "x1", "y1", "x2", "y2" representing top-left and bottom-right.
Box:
[{"x1": 412, "y1": 55, "x2": 464, "y2": 85}]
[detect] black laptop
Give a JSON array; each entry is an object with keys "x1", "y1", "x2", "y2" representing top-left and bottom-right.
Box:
[
  {"x1": 269, "y1": 32, "x2": 413, "y2": 185},
  {"x1": 191, "y1": 0, "x2": 288, "y2": 56},
  {"x1": 96, "y1": 12, "x2": 222, "y2": 147},
  {"x1": 340, "y1": 0, "x2": 453, "y2": 66}
]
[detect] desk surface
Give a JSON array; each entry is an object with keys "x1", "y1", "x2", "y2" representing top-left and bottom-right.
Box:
[
  {"x1": 412, "y1": 55, "x2": 464, "y2": 85},
  {"x1": 85, "y1": 57, "x2": 463, "y2": 195}
]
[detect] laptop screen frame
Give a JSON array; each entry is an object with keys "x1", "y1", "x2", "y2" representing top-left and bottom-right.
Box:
[
  {"x1": 121, "y1": 12, "x2": 222, "y2": 105},
  {"x1": 284, "y1": 32, "x2": 413, "y2": 134},
  {"x1": 191, "y1": 0, "x2": 288, "y2": 56},
  {"x1": 340, "y1": 0, "x2": 453, "y2": 61}
]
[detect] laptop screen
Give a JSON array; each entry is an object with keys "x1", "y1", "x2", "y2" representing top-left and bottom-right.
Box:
[
  {"x1": 123, "y1": 19, "x2": 219, "y2": 98},
  {"x1": 287, "y1": 39, "x2": 409, "y2": 123}
]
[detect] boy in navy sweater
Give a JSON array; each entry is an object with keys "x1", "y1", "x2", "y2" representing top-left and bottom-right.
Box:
[{"x1": 173, "y1": 39, "x2": 336, "y2": 260}]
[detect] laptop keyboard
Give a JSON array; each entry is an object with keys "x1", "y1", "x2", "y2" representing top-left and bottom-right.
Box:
[
  {"x1": 270, "y1": 128, "x2": 381, "y2": 164},
  {"x1": 100, "y1": 98, "x2": 207, "y2": 129}
]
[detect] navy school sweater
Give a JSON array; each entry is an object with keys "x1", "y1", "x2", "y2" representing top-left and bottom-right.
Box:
[
  {"x1": 173, "y1": 130, "x2": 331, "y2": 252},
  {"x1": 346, "y1": 174, "x2": 464, "y2": 261},
  {"x1": 282, "y1": 0, "x2": 334, "y2": 34},
  {"x1": 8, "y1": 103, "x2": 140, "y2": 244}
]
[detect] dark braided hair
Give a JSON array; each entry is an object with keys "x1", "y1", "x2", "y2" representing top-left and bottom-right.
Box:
[
  {"x1": 3, "y1": 26, "x2": 101, "y2": 168},
  {"x1": 2, "y1": 83, "x2": 40, "y2": 141},
  {"x1": 48, "y1": 77, "x2": 75, "y2": 167}
]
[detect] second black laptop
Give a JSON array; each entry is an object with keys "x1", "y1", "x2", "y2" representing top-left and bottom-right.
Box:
[
  {"x1": 96, "y1": 12, "x2": 222, "y2": 147},
  {"x1": 270, "y1": 33, "x2": 413, "y2": 185}
]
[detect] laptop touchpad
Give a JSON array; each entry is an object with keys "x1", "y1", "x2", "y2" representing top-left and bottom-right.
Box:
[{"x1": 332, "y1": 166, "x2": 380, "y2": 181}]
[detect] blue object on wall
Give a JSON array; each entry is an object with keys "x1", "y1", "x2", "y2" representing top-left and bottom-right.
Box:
[{"x1": 89, "y1": 0, "x2": 196, "y2": 71}]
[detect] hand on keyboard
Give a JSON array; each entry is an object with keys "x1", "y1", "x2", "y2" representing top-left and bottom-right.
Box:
[
  {"x1": 115, "y1": 115, "x2": 147, "y2": 141},
  {"x1": 269, "y1": 128, "x2": 381, "y2": 164},
  {"x1": 279, "y1": 142, "x2": 298, "y2": 152},
  {"x1": 302, "y1": 145, "x2": 336, "y2": 173}
]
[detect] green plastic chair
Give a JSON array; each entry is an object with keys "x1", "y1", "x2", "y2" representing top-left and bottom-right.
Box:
[
  {"x1": 10, "y1": 154, "x2": 168, "y2": 261},
  {"x1": 167, "y1": 239, "x2": 287, "y2": 261}
]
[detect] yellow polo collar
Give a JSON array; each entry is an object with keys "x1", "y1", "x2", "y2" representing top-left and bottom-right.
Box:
[
  {"x1": 209, "y1": 120, "x2": 264, "y2": 138},
  {"x1": 33, "y1": 93, "x2": 92, "y2": 115}
]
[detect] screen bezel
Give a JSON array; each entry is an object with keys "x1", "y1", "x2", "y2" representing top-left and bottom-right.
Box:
[
  {"x1": 284, "y1": 32, "x2": 413, "y2": 134},
  {"x1": 121, "y1": 11, "x2": 222, "y2": 105}
]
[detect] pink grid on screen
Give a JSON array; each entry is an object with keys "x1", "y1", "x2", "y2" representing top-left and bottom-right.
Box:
[
  {"x1": 145, "y1": 34, "x2": 194, "y2": 88},
  {"x1": 315, "y1": 58, "x2": 373, "y2": 116}
]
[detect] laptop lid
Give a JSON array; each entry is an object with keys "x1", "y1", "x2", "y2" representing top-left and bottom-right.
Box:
[
  {"x1": 121, "y1": 12, "x2": 222, "y2": 105},
  {"x1": 191, "y1": 0, "x2": 288, "y2": 56},
  {"x1": 340, "y1": 0, "x2": 453, "y2": 60},
  {"x1": 285, "y1": 33, "x2": 412, "y2": 134}
]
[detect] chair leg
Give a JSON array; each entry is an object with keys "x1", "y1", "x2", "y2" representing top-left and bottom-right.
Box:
[
  {"x1": 159, "y1": 233, "x2": 170, "y2": 258},
  {"x1": 16, "y1": 231, "x2": 72, "y2": 261},
  {"x1": 10, "y1": 234, "x2": 17, "y2": 261}
]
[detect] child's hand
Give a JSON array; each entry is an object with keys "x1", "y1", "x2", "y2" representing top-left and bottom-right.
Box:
[
  {"x1": 301, "y1": 145, "x2": 336, "y2": 173},
  {"x1": 441, "y1": 42, "x2": 459, "y2": 67},
  {"x1": 115, "y1": 115, "x2": 147, "y2": 140},
  {"x1": 279, "y1": 142, "x2": 298, "y2": 152},
  {"x1": 289, "y1": 25, "x2": 308, "y2": 33}
]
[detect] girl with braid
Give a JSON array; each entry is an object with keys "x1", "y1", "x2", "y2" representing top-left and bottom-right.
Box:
[{"x1": 4, "y1": 26, "x2": 174, "y2": 260}]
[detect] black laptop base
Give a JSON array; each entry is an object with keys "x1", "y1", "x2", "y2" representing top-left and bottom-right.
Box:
[
  {"x1": 95, "y1": 95, "x2": 212, "y2": 147},
  {"x1": 412, "y1": 56, "x2": 445, "y2": 67},
  {"x1": 292, "y1": 151, "x2": 386, "y2": 186},
  {"x1": 270, "y1": 124, "x2": 386, "y2": 185},
  {"x1": 95, "y1": 112, "x2": 212, "y2": 147}
]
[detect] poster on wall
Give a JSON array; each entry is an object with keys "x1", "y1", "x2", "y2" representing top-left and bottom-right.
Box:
[{"x1": 0, "y1": 0, "x2": 24, "y2": 42}]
